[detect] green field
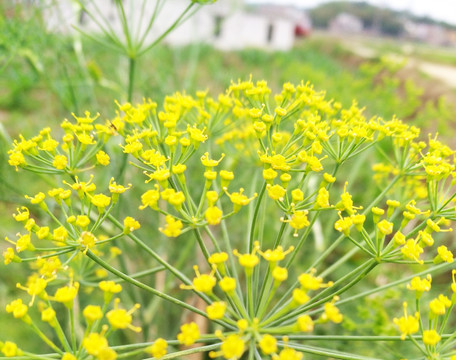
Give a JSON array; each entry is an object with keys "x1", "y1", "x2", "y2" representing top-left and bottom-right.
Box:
[{"x1": 2, "y1": 3, "x2": 456, "y2": 360}]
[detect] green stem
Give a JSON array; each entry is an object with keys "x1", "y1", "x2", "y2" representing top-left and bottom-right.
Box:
[
  {"x1": 248, "y1": 182, "x2": 266, "y2": 252},
  {"x1": 29, "y1": 322, "x2": 64, "y2": 355},
  {"x1": 127, "y1": 56, "x2": 136, "y2": 103},
  {"x1": 269, "y1": 259, "x2": 377, "y2": 326},
  {"x1": 149, "y1": 343, "x2": 221, "y2": 360},
  {"x1": 286, "y1": 334, "x2": 454, "y2": 341},
  {"x1": 69, "y1": 307, "x2": 77, "y2": 352},
  {"x1": 247, "y1": 273, "x2": 254, "y2": 317},
  {"x1": 279, "y1": 341, "x2": 382, "y2": 360},
  {"x1": 86, "y1": 250, "x2": 211, "y2": 320},
  {"x1": 138, "y1": 3, "x2": 196, "y2": 56},
  {"x1": 107, "y1": 214, "x2": 191, "y2": 285},
  {"x1": 336, "y1": 261, "x2": 454, "y2": 308}
]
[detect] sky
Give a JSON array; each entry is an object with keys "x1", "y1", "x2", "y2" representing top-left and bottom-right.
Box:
[{"x1": 245, "y1": 0, "x2": 456, "y2": 26}]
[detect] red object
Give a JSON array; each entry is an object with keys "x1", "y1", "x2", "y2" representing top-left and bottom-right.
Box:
[{"x1": 295, "y1": 24, "x2": 310, "y2": 37}]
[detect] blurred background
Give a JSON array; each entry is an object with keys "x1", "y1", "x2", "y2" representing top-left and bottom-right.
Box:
[{"x1": 2, "y1": 1, "x2": 456, "y2": 354}]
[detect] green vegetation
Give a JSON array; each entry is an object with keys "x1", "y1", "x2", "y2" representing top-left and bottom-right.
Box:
[
  {"x1": 309, "y1": 1, "x2": 456, "y2": 35},
  {"x1": 1, "y1": 2, "x2": 456, "y2": 359}
]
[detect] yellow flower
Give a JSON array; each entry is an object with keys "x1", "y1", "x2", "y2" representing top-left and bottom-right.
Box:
[
  {"x1": 172, "y1": 163, "x2": 187, "y2": 174},
  {"x1": 401, "y1": 239, "x2": 424, "y2": 264},
  {"x1": 258, "y1": 245, "x2": 294, "y2": 265},
  {"x1": 206, "y1": 301, "x2": 227, "y2": 320},
  {"x1": 291, "y1": 188, "x2": 304, "y2": 203},
  {"x1": 75, "y1": 215, "x2": 90, "y2": 228},
  {"x1": 16, "y1": 275, "x2": 48, "y2": 305},
  {"x1": 142, "y1": 149, "x2": 167, "y2": 167},
  {"x1": 79, "y1": 231, "x2": 97, "y2": 253},
  {"x1": 205, "y1": 206, "x2": 223, "y2": 225},
  {"x1": 334, "y1": 215, "x2": 353, "y2": 236},
  {"x1": 8, "y1": 151, "x2": 26, "y2": 170},
  {"x1": 219, "y1": 170, "x2": 234, "y2": 188},
  {"x1": 96, "y1": 150, "x2": 110, "y2": 166},
  {"x1": 291, "y1": 288, "x2": 310, "y2": 306},
  {"x1": 429, "y1": 294, "x2": 451, "y2": 316},
  {"x1": 434, "y1": 245, "x2": 454, "y2": 263},
  {"x1": 6, "y1": 299, "x2": 28, "y2": 319},
  {"x1": 206, "y1": 191, "x2": 218, "y2": 206},
  {"x1": 168, "y1": 191, "x2": 186, "y2": 207},
  {"x1": 219, "y1": 276, "x2": 236, "y2": 294},
  {"x1": 288, "y1": 211, "x2": 310, "y2": 236},
  {"x1": 297, "y1": 314, "x2": 314, "y2": 332},
  {"x1": 393, "y1": 231, "x2": 406, "y2": 246},
  {"x1": 53, "y1": 281, "x2": 80, "y2": 308},
  {"x1": 25, "y1": 192, "x2": 46, "y2": 205},
  {"x1": 263, "y1": 168, "x2": 278, "y2": 182},
  {"x1": 335, "y1": 183, "x2": 357, "y2": 214},
  {"x1": 274, "y1": 347, "x2": 303, "y2": 360},
  {"x1": 52, "y1": 154, "x2": 68, "y2": 170},
  {"x1": 407, "y1": 275, "x2": 432, "y2": 298},
  {"x1": 13, "y1": 207, "x2": 30, "y2": 222},
  {"x1": 267, "y1": 184, "x2": 286, "y2": 201},
  {"x1": 3, "y1": 247, "x2": 16, "y2": 265},
  {"x1": 83, "y1": 305, "x2": 103, "y2": 323},
  {"x1": 377, "y1": 219, "x2": 393, "y2": 236},
  {"x1": 83, "y1": 331, "x2": 110, "y2": 357},
  {"x1": 321, "y1": 297, "x2": 343, "y2": 324},
  {"x1": 208, "y1": 252, "x2": 228, "y2": 267},
  {"x1": 41, "y1": 307, "x2": 56, "y2": 324},
  {"x1": 99, "y1": 280, "x2": 122, "y2": 294},
  {"x1": 323, "y1": 173, "x2": 336, "y2": 183},
  {"x1": 315, "y1": 187, "x2": 330, "y2": 208},
  {"x1": 233, "y1": 245, "x2": 260, "y2": 275},
  {"x1": 61, "y1": 354, "x2": 77, "y2": 360},
  {"x1": 298, "y1": 269, "x2": 332, "y2": 291},
  {"x1": 139, "y1": 185, "x2": 160, "y2": 210},
  {"x1": 108, "y1": 178, "x2": 132, "y2": 195},
  {"x1": 210, "y1": 332, "x2": 245, "y2": 360},
  {"x1": 422, "y1": 329, "x2": 441, "y2": 346},
  {"x1": 272, "y1": 266, "x2": 288, "y2": 283},
  {"x1": 258, "y1": 334, "x2": 277, "y2": 355},
  {"x1": 91, "y1": 193, "x2": 111, "y2": 212},
  {"x1": 123, "y1": 216, "x2": 140, "y2": 234},
  {"x1": 106, "y1": 299, "x2": 141, "y2": 332},
  {"x1": 226, "y1": 188, "x2": 257, "y2": 212},
  {"x1": 393, "y1": 302, "x2": 420, "y2": 340},
  {"x1": 220, "y1": 334, "x2": 245, "y2": 359},
  {"x1": 145, "y1": 338, "x2": 168, "y2": 359},
  {"x1": 1, "y1": 341, "x2": 19, "y2": 357},
  {"x1": 177, "y1": 322, "x2": 200, "y2": 346},
  {"x1": 159, "y1": 215, "x2": 183, "y2": 237},
  {"x1": 181, "y1": 265, "x2": 217, "y2": 294},
  {"x1": 201, "y1": 152, "x2": 225, "y2": 168}
]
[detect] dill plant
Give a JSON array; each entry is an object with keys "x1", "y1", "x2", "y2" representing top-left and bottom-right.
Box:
[{"x1": 3, "y1": 78, "x2": 456, "y2": 360}]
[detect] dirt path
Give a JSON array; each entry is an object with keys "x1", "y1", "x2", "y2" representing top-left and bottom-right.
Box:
[
  {"x1": 417, "y1": 61, "x2": 456, "y2": 88},
  {"x1": 346, "y1": 41, "x2": 456, "y2": 89}
]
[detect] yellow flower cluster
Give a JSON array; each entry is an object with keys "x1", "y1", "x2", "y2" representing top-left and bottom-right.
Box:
[
  {"x1": 174, "y1": 245, "x2": 343, "y2": 359},
  {"x1": 4, "y1": 79, "x2": 456, "y2": 360},
  {"x1": 394, "y1": 271, "x2": 456, "y2": 358}
]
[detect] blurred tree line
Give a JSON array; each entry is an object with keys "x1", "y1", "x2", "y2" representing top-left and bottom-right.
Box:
[{"x1": 309, "y1": 1, "x2": 456, "y2": 36}]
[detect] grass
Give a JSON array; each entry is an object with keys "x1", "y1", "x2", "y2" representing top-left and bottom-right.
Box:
[{"x1": 2, "y1": 7, "x2": 456, "y2": 355}]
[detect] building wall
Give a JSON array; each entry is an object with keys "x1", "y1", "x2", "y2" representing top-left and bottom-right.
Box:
[{"x1": 38, "y1": 0, "x2": 298, "y2": 51}]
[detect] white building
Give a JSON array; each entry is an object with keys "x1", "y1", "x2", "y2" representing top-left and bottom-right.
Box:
[
  {"x1": 329, "y1": 12, "x2": 364, "y2": 34},
  {"x1": 37, "y1": 0, "x2": 309, "y2": 51}
]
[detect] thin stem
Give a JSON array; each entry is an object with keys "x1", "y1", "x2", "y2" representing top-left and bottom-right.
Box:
[
  {"x1": 143, "y1": 343, "x2": 221, "y2": 360},
  {"x1": 86, "y1": 250, "x2": 209, "y2": 319},
  {"x1": 107, "y1": 214, "x2": 191, "y2": 284},
  {"x1": 279, "y1": 341, "x2": 382, "y2": 360},
  {"x1": 248, "y1": 182, "x2": 266, "y2": 252},
  {"x1": 127, "y1": 56, "x2": 136, "y2": 102}
]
